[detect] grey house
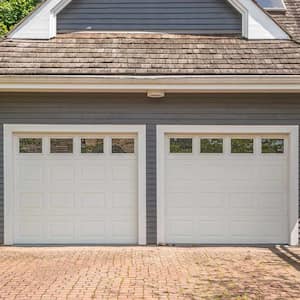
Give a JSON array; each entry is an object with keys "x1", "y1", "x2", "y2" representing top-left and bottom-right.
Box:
[{"x1": 0, "y1": 0, "x2": 300, "y2": 246}]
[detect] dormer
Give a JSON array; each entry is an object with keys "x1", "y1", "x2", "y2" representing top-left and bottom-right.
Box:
[{"x1": 8, "y1": 0, "x2": 289, "y2": 40}]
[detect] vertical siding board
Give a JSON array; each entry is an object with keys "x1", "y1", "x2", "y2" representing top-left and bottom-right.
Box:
[
  {"x1": 57, "y1": 0, "x2": 242, "y2": 34},
  {"x1": 146, "y1": 124, "x2": 157, "y2": 244},
  {"x1": 0, "y1": 93, "x2": 299, "y2": 244}
]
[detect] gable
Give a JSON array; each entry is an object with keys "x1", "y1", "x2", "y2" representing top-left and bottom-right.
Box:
[
  {"x1": 57, "y1": 0, "x2": 242, "y2": 34},
  {"x1": 7, "y1": 0, "x2": 289, "y2": 39}
]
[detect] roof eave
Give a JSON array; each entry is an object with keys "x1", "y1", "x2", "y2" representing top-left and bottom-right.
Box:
[{"x1": 0, "y1": 75, "x2": 299, "y2": 93}]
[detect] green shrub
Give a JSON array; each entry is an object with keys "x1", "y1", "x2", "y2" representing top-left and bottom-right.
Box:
[{"x1": 0, "y1": 0, "x2": 39, "y2": 36}]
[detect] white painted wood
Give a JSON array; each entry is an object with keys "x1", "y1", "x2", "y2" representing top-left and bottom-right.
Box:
[
  {"x1": 228, "y1": 0, "x2": 289, "y2": 39},
  {"x1": 157, "y1": 125, "x2": 298, "y2": 245},
  {"x1": 1, "y1": 75, "x2": 300, "y2": 93},
  {"x1": 8, "y1": 0, "x2": 289, "y2": 40},
  {"x1": 4, "y1": 124, "x2": 146, "y2": 245},
  {"x1": 8, "y1": 0, "x2": 71, "y2": 39}
]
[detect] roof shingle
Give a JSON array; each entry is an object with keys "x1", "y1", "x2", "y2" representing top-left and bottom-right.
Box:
[{"x1": 0, "y1": 33, "x2": 299, "y2": 75}]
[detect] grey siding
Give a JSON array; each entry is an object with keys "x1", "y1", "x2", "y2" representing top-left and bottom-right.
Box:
[
  {"x1": 57, "y1": 0, "x2": 242, "y2": 34},
  {"x1": 0, "y1": 92, "x2": 300, "y2": 244}
]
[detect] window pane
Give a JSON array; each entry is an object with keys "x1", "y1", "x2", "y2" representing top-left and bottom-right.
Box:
[
  {"x1": 262, "y1": 139, "x2": 284, "y2": 153},
  {"x1": 81, "y1": 138, "x2": 104, "y2": 153},
  {"x1": 170, "y1": 138, "x2": 192, "y2": 153},
  {"x1": 19, "y1": 138, "x2": 42, "y2": 153},
  {"x1": 200, "y1": 138, "x2": 223, "y2": 153},
  {"x1": 256, "y1": 0, "x2": 285, "y2": 9},
  {"x1": 112, "y1": 138, "x2": 134, "y2": 153},
  {"x1": 50, "y1": 138, "x2": 73, "y2": 153},
  {"x1": 231, "y1": 139, "x2": 254, "y2": 153}
]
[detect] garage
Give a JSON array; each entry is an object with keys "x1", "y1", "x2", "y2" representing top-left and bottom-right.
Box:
[
  {"x1": 4, "y1": 125, "x2": 146, "y2": 245},
  {"x1": 157, "y1": 126, "x2": 298, "y2": 245}
]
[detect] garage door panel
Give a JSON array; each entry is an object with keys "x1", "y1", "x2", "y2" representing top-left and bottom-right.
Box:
[
  {"x1": 76, "y1": 219, "x2": 106, "y2": 241},
  {"x1": 256, "y1": 193, "x2": 286, "y2": 210},
  {"x1": 17, "y1": 161, "x2": 44, "y2": 183},
  {"x1": 164, "y1": 133, "x2": 289, "y2": 244},
  {"x1": 196, "y1": 220, "x2": 227, "y2": 238},
  {"x1": 16, "y1": 192, "x2": 44, "y2": 211},
  {"x1": 111, "y1": 220, "x2": 137, "y2": 242},
  {"x1": 47, "y1": 220, "x2": 75, "y2": 241},
  {"x1": 112, "y1": 192, "x2": 136, "y2": 209},
  {"x1": 193, "y1": 165, "x2": 227, "y2": 180},
  {"x1": 48, "y1": 192, "x2": 75, "y2": 210},
  {"x1": 167, "y1": 162, "x2": 194, "y2": 180},
  {"x1": 111, "y1": 181, "x2": 136, "y2": 193},
  {"x1": 49, "y1": 164, "x2": 75, "y2": 183},
  {"x1": 78, "y1": 192, "x2": 106, "y2": 209},
  {"x1": 78, "y1": 164, "x2": 106, "y2": 181},
  {"x1": 15, "y1": 216, "x2": 44, "y2": 243},
  {"x1": 230, "y1": 220, "x2": 284, "y2": 237},
  {"x1": 13, "y1": 133, "x2": 138, "y2": 244},
  {"x1": 229, "y1": 193, "x2": 254, "y2": 209},
  {"x1": 166, "y1": 181, "x2": 194, "y2": 193},
  {"x1": 166, "y1": 219, "x2": 194, "y2": 237},
  {"x1": 166, "y1": 192, "x2": 193, "y2": 208}
]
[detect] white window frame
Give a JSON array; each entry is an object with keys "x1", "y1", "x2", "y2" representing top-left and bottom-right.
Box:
[
  {"x1": 157, "y1": 125, "x2": 299, "y2": 246},
  {"x1": 4, "y1": 124, "x2": 147, "y2": 245}
]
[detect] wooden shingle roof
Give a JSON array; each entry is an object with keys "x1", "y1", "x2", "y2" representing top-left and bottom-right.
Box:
[{"x1": 0, "y1": 33, "x2": 299, "y2": 75}]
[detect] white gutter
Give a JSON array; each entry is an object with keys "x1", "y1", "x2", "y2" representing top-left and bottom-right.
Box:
[{"x1": 0, "y1": 75, "x2": 300, "y2": 93}]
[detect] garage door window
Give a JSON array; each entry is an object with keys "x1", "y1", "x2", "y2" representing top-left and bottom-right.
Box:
[
  {"x1": 200, "y1": 138, "x2": 223, "y2": 153},
  {"x1": 112, "y1": 138, "x2": 135, "y2": 153},
  {"x1": 231, "y1": 138, "x2": 254, "y2": 153},
  {"x1": 262, "y1": 138, "x2": 284, "y2": 153},
  {"x1": 81, "y1": 138, "x2": 104, "y2": 153},
  {"x1": 19, "y1": 138, "x2": 42, "y2": 153},
  {"x1": 50, "y1": 138, "x2": 73, "y2": 153},
  {"x1": 170, "y1": 138, "x2": 192, "y2": 153}
]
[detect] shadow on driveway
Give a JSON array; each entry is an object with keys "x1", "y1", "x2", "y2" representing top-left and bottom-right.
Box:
[{"x1": 269, "y1": 246, "x2": 300, "y2": 272}]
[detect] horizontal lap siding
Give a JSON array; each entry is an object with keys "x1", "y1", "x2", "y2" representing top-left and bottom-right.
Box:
[
  {"x1": 57, "y1": 0, "x2": 242, "y2": 34},
  {"x1": 0, "y1": 92, "x2": 299, "y2": 244}
]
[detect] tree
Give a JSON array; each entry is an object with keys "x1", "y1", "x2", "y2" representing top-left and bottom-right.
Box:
[{"x1": 0, "y1": 0, "x2": 39, "y2": 37}]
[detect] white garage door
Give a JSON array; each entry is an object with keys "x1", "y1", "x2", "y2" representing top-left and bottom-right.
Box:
[
  {"x1": 164, "y1": 134, "x2": 289, "y2": 244},
  {"x1": 13, "y1": 133, "x2": 138, "y2": 244}
]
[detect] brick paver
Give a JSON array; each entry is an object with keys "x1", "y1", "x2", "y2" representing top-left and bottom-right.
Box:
[{"x1": 1, "y1": 246, "x2": 300, "y2": 299}]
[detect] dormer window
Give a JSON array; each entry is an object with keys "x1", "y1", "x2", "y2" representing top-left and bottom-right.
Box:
[{"x1": 256, "y1": 0, "x2": 286, "y2": 11}]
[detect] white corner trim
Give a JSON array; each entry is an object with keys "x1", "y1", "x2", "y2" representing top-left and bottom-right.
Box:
[
  {"x1": 3, "y1": 124, "x2": 147, "y2": 245},
  {"x1": 1, "y1": 75, "x2": 300, "y2": 93},
  {"x1": 8, "y1": 0, "x2": 289, "y2": 40},
  {"x1": 228, "y1": 0, "x2": 289, "y2": 39},
  {"x1": 156, "y1": 125, "x2": 299, "y2": 246}
]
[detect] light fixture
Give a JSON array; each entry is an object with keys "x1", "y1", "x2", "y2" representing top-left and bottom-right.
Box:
[{"x1": 147, "y1": 90, "x2": 165, "y2": 98}]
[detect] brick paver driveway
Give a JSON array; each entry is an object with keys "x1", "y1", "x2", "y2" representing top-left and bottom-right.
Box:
[{"x1": 1, "y1": 246, "x2": 300, "y2": 299}]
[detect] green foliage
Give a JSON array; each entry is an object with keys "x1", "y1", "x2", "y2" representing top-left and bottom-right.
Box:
[
  {"x1": 0, "y1": 21, "x2": 8, "y2": 36},
  {"x1": 0, "y1": 0, "x2": 39, "y2": 37}
]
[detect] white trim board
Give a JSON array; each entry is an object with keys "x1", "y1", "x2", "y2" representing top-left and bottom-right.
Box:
[
  {"x1": 4, "y1": 124, "x2": 147, "y2": 245},
  {"x1": 1, "y1": 75, "x2": 300, "y2": 93},
  {"x1": 8, "y1": 0, "x2": 289, "y2": 39},
  {"x1": 156, "y1": 125, "x2": 299, "y2": 246}
]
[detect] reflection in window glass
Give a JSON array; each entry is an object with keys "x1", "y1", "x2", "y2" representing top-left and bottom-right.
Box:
[
  {"x1": 255, "y1": 0, "x2": 285, "y2": 10},
  {"x1": 81, "y1": 138, "x2": 104, "y2": 153},
  {"x1": 262, "y1": 139, "x2": 284, "y2": 153},
  {"x1": 170, "y1": 138, "x2": 192, "y2": 153},
  {"x1": 231, "y1": 139, "x2": 254, "y2": 153},
  {"x1": 50, "y1": 138, "x2": 73, "y2": 153},
  {"x1": 19, "y1": 138, "x2": 42, "y2": 153},
  {"x1": 200, "y1": 138, "x2": 223, "y2": 153},
  {"x1": 112, "y1": 138, "x2": 135, "y2": 153}
]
